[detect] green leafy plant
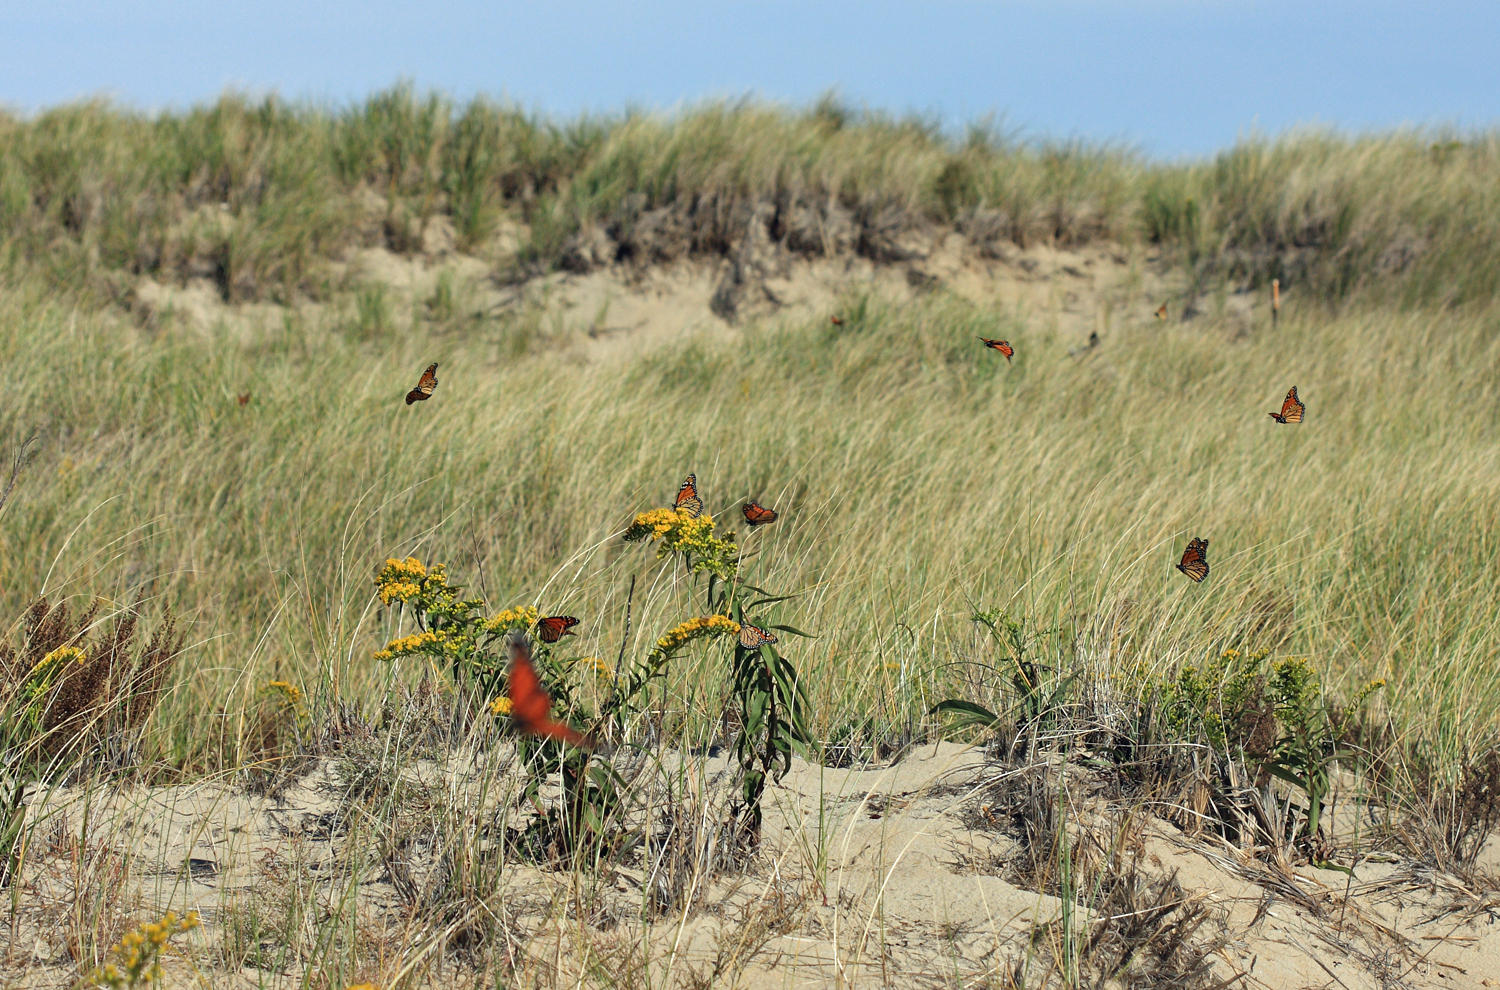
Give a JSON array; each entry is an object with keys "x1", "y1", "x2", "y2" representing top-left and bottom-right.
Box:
[
  {"x1": 1162, "y1": 647, "x2": 1384, "y2": 857},
  {"x1": 622, "y1": 505, "x2": 812, "y2": 846},
  {"x1": 372, "y1": 558, "x2": 614, "y2": 861},
  {"x1": 932, "y1": 610, "x2": 1080, "y2": 757}
]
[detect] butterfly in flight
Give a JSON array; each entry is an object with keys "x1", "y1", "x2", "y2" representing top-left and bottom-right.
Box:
[
  {"x1": 507, "y1": 637, "x2": 593, "y2": 748},
  {"x1": 1176, "y1": 537, "x2": 1210, "y2": 583},
  {"x1": 1268, "y1": 385, "x2": 1305, "y2": 424},
  {"x1": 236, "y1": 392, "x2": 251, "y2": 407},
  {"x1": 1155, "y1": 303, "x2": 1168, "y2": 320},
  {"x1": 738, "y1": 622, "x2": 778, "y2": 650},
  {"x1": 405, "y1": 363, "x2": 438, "y2": 405},
  {"x1": 674, "y1": 473, "x2": 704, "y2": 518},
  {"x1": 536, "y1": 614, "x2": 581, "y2": 644},
  {"x1": 830, "y1": 315, "x2": 844, "y2": 326},
  {"x1": 978, "y1": 338, "x2": 1014, "y2": 362},
  {"x1": 742, "y1": 501, "x2": 778, "y2": 527}
]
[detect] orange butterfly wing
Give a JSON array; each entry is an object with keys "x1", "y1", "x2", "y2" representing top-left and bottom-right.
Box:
[
  {"x1": 405, "y1": 363, "x2": 438, "y2": 404},
  {"x1": 978, "y1": 338, "x2": 1014, "y2": 362},
  {"x1": 738, "y1": 622, "x2": 778, "y2": 649},
  {"x1": 1176, "y1": 537, "x2": 1210, "y2": 583},
  {"x1": 1155, "y1": 303, "x2": 1168, "y2": 320},
  {"x1": 508, "y1": 641, "x2": 591, "y2": 748},
  {"x1": 674, "y1": 473, "x2": 704, "y2": 517},
  {"x1": 236, "y1": 392, "x2": 251, "y2": 406},
  {"x1": 1278, "y1": 386, "x2": 1304, "y2": 424},
  {"x1": 742, "y1": 501, "x2": 778, "y2": 526},
  {"x1": 536, "y1": 615, "x2": 580, "y2": 643}
]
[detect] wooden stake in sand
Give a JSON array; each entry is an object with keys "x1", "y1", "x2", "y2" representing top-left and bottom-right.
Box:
[{"x1": 1272, "y1": 278, "x2": 1281, "y2": 328}]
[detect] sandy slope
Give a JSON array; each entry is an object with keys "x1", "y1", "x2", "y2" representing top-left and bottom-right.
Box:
[{"x1": 10, "y1": 740, "x2": 1499, "y2": 988}]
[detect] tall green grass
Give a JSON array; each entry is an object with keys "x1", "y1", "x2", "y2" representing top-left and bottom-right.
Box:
[
  {"x1": 1, "y1": 263, "x2": 1496, "y2": 769},
  {"x1": 3, "y1": 86, "x2": 1500, "y2": 307}
]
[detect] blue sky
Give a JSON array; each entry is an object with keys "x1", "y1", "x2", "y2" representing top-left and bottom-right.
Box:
[{"x1": 4, "y1": 1, "x2": 1497, "y2": 158}]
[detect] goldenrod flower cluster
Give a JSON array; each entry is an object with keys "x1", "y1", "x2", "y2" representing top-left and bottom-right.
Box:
[
  {"x1": 265, "y1": 679, "x2": 302, "y2": 705},
  {"x1": 623, "y1": 509, "x2": 738, "y2": 579},
  {"x1": 623, "y1": 507, "x2": 686, "y2": 542},
  {"x1": 485, "y1": 604, "x2": 540, "y2": 634},
  {"x1": 89, "y1": 910, "x2": 200, "y2": 989},
  {"x1": 372, "y1": 630, "x2": 443, "y2": 663},
  {"x1": 579, "y1": 656, "x2": 615, "y2": 681},
  {"x1": 375, "y1": 556, "x2": 430, "y2": 605},
  {"x1": 20, "y1": 645, "x2": 87, "y2": 712},
  {"x1": 264, "y1": 679, "x2": 310, "y2": 725},
  {"x1": 652, "y1": 614, "x2": 740, "y2": 656},
  {"x1": 35, "y1": 644, "x2": 86, "y2": 671},
  {"x1": 489, "y1": 696, "x2": 513, "y2": 716}
]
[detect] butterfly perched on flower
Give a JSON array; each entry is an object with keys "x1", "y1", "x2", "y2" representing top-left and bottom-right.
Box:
[
  {"x1": 536, "y1": 614, "x2": 580, "y2": 643},
  {"x1": 674, "y1": 474, "x2": 703, "y2": 518},
  {"x1": 506, "y1": 636, "x2": 592, "y2": 748},
  {"x1": 742, "y1": 501, "x2": 778, "y2": 527},
  {"x1": 738, "y1": 622, "x2": 777, "y2": 650},
  {"x1": 978, "y1": 338, "x2": 1014, "y2": 362},
  {"x1": 405, "y1": 363, "x2": 438, "y2": 405},
  {"x1": 236, "y1": 392, "x2": 251, "y2": 407},
  {"x1": 1176, "y1": 537, "x2": 1210, "y2": 583},
  {"x1": 1155, "y1": 303, "x2": 1168, "y2": 320},
  {"x1": 1268, "y1": 386, "x2": 1305, "y2": 424}
]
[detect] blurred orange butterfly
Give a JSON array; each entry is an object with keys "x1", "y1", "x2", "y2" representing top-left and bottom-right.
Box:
[
  {"x1": 1268, "y1": 385, "x2": 1305, "y2": 424},
  {"x1": 236, "y1": 391, "x2": 251, "y2": 407},
  {"x1": 674, "y1": 474, "x2": 703, "y2": 518},
  {"x1": 507, "y1": 637, "x2": 592, "y2": 748},
  {"x1": 1176, "y1": 537, "x2": 1210, "y2": 583},
  {"x1": 536, "y1": 614, "x2": 580, "y2": 643},
  {"x1": 742, "y1": 501, "x2": 778, "y2": 526},
  {"x1": 738, "y1": 622, "x2": 778, "y2": 650},
  {"x1": 978, "y1": 338, "x2": 1014, "y2": 362},
  {"x1": 405, "y1": 362, "x2": 438, "y2": 404},
  {"x1": 830, "y1": 315, "x2": 844, "y2": 326},
  {"x1": 1155, "y1": 303, "x2": 1168, "y2": 320}
]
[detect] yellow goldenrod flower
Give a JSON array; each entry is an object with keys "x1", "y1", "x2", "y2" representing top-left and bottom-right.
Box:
[
  {"x1": 623, "y1": 509, "x2": 738, "y2": 578},
  {"x1": 652, "y1": 614, "x2": 741, "y2": 655},
  {"x1": 37, "y1": 645, "x2": 86, "y2": 669},
  {"x1": 264, "y1": 680, "x2": 311, "y2": 725},
  {"x1": 485, "y1": 605, "x2": 540, "y2": 634},
  {"x1": 578, "y1": 656, "x2": 615, "y2": 681},
  {"x1": 372, "y1": 630, "x2": 443, "y2": 663},
  {"x1": 374, "y1": 557, "x2": 439, "y2": 604},
  {"x1": 489, "y1": 696, "x2": 513, "y2": 716},
  {"x1": 88, "y1": 910, "x2": 199, "y2": 989}
]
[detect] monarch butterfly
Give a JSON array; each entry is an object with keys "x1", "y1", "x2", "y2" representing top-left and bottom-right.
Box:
[
  {"x1": 674, "y1": 474, "x2": 703, "y2": 518},
  {"x1": 742, "y1": 501, "x2": 778, "y2": 526},
  {"x1": 1155, "y1": 303, "x2": 1168, "y2": 320},
  {"x1": 536, "y1": 614, "x2": 580, "y2": 643},
  {"x1": 978, "y1": 338, "x2": 1014, "y2": 362},
  {"x1": 738, "y1": 622, "x2": 777, "y2": 650},
  {"x1": 830, "y1": 315, "x2": 844, "y2": 326},
  {"x1": 1176, "y1": 537, "x2": 1210, "y2": 583},
  {"x1": 507, "y1": 637, "x2": 592, "y2": 748},
  {"x1": 405, "y1": 362, "x2": 438, "y2": 404},
  {"x1": 1268, "y1": 385, "x2": 1305, "y2": 424}
]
